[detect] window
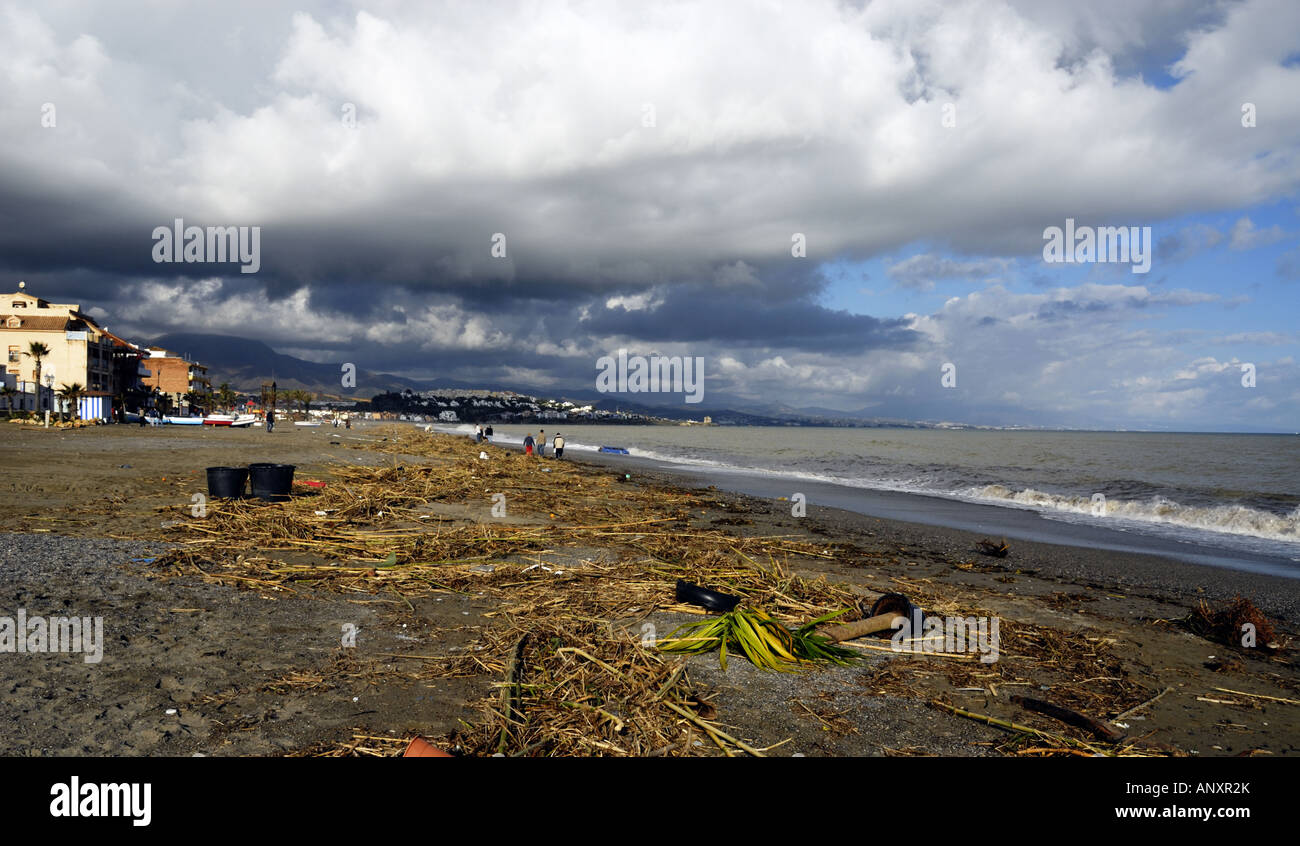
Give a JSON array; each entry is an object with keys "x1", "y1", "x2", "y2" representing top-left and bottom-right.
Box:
[
  {"x1": 7, "y1": 346, "x2": 17, "y2": 363},
  {"x1": 11, "y1": 301, "x2": 26, "y2": 308}
]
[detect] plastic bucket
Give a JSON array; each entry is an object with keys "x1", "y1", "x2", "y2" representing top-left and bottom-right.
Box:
[
  {"x1": 248, "y1": 463, "x2": 295, "y2": 501},
  {"x1": 206, "y1": 466, "x2": 248, "y2": 499}
]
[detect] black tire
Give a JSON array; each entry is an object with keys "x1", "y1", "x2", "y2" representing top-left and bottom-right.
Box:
[{"x1": 675, "y1": 579, "x2": 741, "y2": 612}]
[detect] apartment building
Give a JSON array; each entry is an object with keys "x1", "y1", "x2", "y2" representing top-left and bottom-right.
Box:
[
  {"x1": 2, "y1": 283, "x2": 116, "y2": 417},
  {"x1": 141, "y1": 347, "x2": 211, "y2": 414}
]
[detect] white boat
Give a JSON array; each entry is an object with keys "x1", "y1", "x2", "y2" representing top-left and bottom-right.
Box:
[
  {"x1": 294, "y1": 421, "x2": 322, "y2": 427},
  {"x1": 166, "y1": 415, "x2": 203, "y2": 425},
  {"x1": 203, "y1": 413, "x2": 259, "y2": 427}
]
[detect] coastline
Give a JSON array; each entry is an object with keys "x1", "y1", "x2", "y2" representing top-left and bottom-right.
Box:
[
  {"x1": 1, "y1": 423, "x2": 1296, "y2": 756},
  {"x1": 572, "y1": 450, "x2": 1300, "y2": 624}
]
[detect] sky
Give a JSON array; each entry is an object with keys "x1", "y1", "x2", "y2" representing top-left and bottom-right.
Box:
[{"x1": 1, "y1": 0, "x2": 1297, "y2": 431}]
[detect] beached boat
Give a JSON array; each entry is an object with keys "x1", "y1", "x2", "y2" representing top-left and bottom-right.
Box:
[
  {"x1": 599, "y1": 446, "x2": 630, "y2": 454},
  {"x1": 294, "y1": 421, "x2": 322, "y2": 427},
  {"x1": 165, "y1": 415, "x2": 203, "y2": 425},
  {"x1": 202, "y1": 414, "x2": 258, "y2": 427}
]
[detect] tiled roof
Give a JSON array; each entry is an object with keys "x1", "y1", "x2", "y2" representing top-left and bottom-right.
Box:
[{"x1": 1, "y1": 315, "x2": 71, "y2": 331}]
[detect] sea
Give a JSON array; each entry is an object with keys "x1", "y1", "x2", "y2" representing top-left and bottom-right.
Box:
[{"x1": 436, "y1": 424, "x2": 1300, "y2": 577}]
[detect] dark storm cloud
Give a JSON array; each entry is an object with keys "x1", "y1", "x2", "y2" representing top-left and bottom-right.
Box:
[
  {"x1": 583, "y1": 282, "x2": 918, "y2": 352},
  {"x1": 2, "y1": 0, "x2": 1298, "y2": 429}
]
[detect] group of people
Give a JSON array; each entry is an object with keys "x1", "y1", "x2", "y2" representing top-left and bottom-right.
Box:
[
  {"x1": 473, "y1": 425, "x2": 565, "y2": 458},
  {"x1": 522, "y1": 429, "x2": 565, "y2": 459}
]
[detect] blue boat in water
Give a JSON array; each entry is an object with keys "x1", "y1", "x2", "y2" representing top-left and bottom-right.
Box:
[{"x1": 599, "y1": 446, "x2": 629, "y2": 455}]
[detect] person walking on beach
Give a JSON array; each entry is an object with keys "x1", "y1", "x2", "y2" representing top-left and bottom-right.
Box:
[
  {"x1": 553, "y1": 432, "x2": 565, "y2": 460},
  {"x1": 485, "y1": 424, "x2": 494, "y2": 442},
  {"x1": 475, "y1": 424, "x2": 483, "y2": 443},
  {"x1": 265, "y1": 409, "x2": 274, "y2": 433},
  {"x1": 536, "y1": 429, "x2": 546, "y2": 457},
  {"x1": 523, "y1": 432, "x2": 535, "y2": 455}
]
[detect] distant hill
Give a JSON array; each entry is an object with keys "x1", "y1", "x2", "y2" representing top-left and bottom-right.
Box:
[{"x1": 148, "y1": 333, "x2": 429, "y2": 398}]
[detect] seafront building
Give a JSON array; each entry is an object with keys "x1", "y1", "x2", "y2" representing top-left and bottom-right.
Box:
[
  {"x1": 2, "y1": 284, "x2": 118, "y2": 419},
  {"x1": 140, "y1": 347, "x2": 212, "y2": 415},
  {"x1": 1, "y1": 283, "x2": 208, "y2": 420}
]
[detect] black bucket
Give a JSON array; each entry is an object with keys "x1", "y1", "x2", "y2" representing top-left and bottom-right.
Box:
[
  {"x1": 206, "y1": 466, "x2": 248, "y2": 499},
  {"x1": 249, "y1": 463, "x2": 295, "y2": 501}
]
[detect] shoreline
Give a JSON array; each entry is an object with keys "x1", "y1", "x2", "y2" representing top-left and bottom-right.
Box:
[
  {"x1": 570, "y1": 450, "x2": 1300, "y2": 626},
  {"x1": 433, "y1": 425, "x2": 1300, "y2": 580}
]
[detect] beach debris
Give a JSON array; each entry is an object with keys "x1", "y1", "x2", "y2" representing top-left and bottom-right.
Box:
[
  {"x1": 675, "y1": 579, "x2": 741, "y2": 612},
  {"x1": 1204, "y1": 655, "x2": 1243, "y2": 673},
  {"x1": 479, "y1": 451, "x2": 489, "y2": 460},
  {"x1": 1210, "y1": 687, "x2": 1300, "y2": 706},
  {"x1": 657, "y1": 607, "x2": 858, "y2": 671},
  {"x1": 404, "y1": 736, "x2": 453, "y2": 757},
  {"x1": 1113, "y1": 686, "x2": 1174, "y2": 722},
  {"x1": 1184, "y1": 595, "x2": 1281, "y2": 652},
  {"x1": 820, "y1": 611, "x2": 905, "y2": 643},
  {"x1": 819, "y1": 591, "x2": 927, "y2": 643},
  {"x1": 1010, "y1": 694, "x2": 1125, "y2": 742},
  {"x1": 975, "y1": 537, "x2": 1010, "y2": 558}
]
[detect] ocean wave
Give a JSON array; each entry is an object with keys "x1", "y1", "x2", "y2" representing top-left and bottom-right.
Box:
[{"x1": 965, "y1": 484, "x2": 1300, "y2": 544}]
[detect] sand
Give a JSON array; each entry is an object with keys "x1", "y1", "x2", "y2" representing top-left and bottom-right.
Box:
[{"x1": 0, "y1": 421, "x2": 1296, "y2": 756}]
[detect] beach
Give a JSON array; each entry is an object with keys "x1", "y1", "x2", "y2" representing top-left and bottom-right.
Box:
[{"x1": 1, "y1": 422, "x2": 1296, "y2": 756}]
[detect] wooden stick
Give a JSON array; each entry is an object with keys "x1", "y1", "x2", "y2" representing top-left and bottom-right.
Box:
[
  {"x1": 1213, "y1": 687, "x2": 1300, "y2": 706},
  {"x1": 662, "y1": 701, "x2": 764, "y2": 757},
  {"x1": 1114, "y1": 686, "x2": 1173, "y2": 722},
  {"x1": 497, "y1": 634, "x2": 529, "y2": 754},
  {"x1": 1011, "y1": 695, "x2": 1125, "y2": 742},
  {"x1": 931, "y1": 700, "x2": 1096, "y2": 752}
]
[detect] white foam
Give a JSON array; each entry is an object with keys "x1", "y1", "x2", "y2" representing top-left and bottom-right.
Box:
[{"x1": 964, "y1": 484, "x2": 1300, "y2": 544}]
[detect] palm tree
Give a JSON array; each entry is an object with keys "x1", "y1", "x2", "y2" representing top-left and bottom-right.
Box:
[
  {"x1": 217, "y1": 382, "x2": 236, "y2": 412},
  {"x1": 56, "y1": 382, "x2": 84, "y2": 422},
  {"x1": 0, "y1": 385, "x2": 15, "y2": 418},
  {"x1": 24, "y1": 341, "x2": 50, "y2": 412}
]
